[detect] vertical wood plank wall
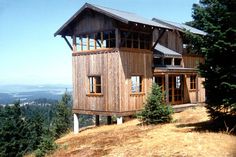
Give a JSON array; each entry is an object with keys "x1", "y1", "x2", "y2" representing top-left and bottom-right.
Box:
[
  {"x1": 73, "y1": 50, "x2": 120, "y2": 113},
  {"x1": 119, "y1": 49, "x2": 153, "y2": 112},
  {"x1": 73, "y1": 49, "x2": 153, "y2": 115}
]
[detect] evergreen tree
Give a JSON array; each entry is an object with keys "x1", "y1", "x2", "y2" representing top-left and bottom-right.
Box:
[
  {"x1": 190, "y1": 0, "x2": 236, "y2": 118},
  {"x1": 0, "y1": 102, "x2": 29, "y2": 157},
  {"x1": 26, "y1": 113, "x2": 44, "y2": 151},
  {"x1": 138, "y1": 83, "x2": 173, "y2": 124},
  {"x1": 52, "y1": 91, "x2": 72, "y2": 138}
]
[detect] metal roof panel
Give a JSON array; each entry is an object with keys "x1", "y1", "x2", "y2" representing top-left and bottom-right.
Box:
[{"x1": 154, "y1": 43, "x2": 182, "y2": 58}]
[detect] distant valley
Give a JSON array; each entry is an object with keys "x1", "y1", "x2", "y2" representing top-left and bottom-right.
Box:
[{"x1": 0, "y1": 84, "x2": 72, "y2": 104}]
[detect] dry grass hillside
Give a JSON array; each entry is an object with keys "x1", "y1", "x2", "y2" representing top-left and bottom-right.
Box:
[{"x1": 50, "y1": 107, "x2": 236, "y2": 157}]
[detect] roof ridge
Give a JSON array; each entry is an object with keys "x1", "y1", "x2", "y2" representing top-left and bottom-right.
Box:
[{"x1": 87, "y1": 3, "x2": 136, "y2": 15}]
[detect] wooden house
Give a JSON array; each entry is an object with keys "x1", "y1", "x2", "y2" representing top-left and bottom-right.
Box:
[{"x1": 54, "y1": 3, "x2": 206, "y2": 133}]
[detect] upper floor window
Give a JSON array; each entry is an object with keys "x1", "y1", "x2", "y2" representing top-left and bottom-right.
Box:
[
  {"x1": 164, "y1": 58, "x2": 172, "y2": 65},
  {"x1": 131, "y1": 76, "x2": 142, "y2": 93},
  {"x1": 89, "y1": 76, "x2": 101, "y2": 94},
  {"x1": 190, "y1": 75, "x2": 196, "y2": 90},
  {"x1": 120, "y1": 31, "x2": 151, "y2": 50},
  {"x1": 174, "y1": 58, "x2": 182, "y2": 66},
  {"x1": 76, "y1": 30, "x2": 115, "y2": 51}
]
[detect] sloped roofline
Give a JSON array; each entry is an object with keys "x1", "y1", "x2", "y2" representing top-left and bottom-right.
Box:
[
  {"x1": 152, "y1": 18, "x2": 206, "y2": 36},
  {"x1": 54, "y1": 3, "x2": 171, "y2": 37}
]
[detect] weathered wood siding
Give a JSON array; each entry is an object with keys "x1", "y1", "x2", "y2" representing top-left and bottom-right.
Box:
[
  {"x1": 198, "y1": 77, "x2": 205, "y2": 102},
  {"x1": 153, "y1": 29, "x2": 183, "y2": 53},
  {"x1": 182, "y1": 55, "x2": 205, "y2": 68},
  {"x1": 119, "y1": 48, "x2": 153, "y2": 112},
  {"x1": 74, "y1": 10, "x2": 114, "y2": 35},
  {"x1": 72, "y1": 50, "x2": 120, "y2": 114}
]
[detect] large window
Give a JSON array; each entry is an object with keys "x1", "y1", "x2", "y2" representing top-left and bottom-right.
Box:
[
  {"x1": 120, "y1": 31, "x2": 151, "y2": 50},
  {"x1": 190, "y1": 75, "x2": 196, "y2": 90},
  {"x1": 89, "y1": 76, "x2": 101, "y2": 94},
  {"x1": 131, "y1": 76, "x2": 142, "y2": 93},
  {"x1": 76, "y1": 30, "x2": 116, "y2": 51}
]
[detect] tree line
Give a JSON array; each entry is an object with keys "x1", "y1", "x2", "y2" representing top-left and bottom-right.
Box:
[{"x1": 0, "y1": 92, "x2": 72, "y2": 157}]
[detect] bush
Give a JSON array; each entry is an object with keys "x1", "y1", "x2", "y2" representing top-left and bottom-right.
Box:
[
  {"x1": 138, "y1": 83, "x2": 173, "y2": 124},
  {"x1": 34, "y1": 134, "x2": 57, "y2": 157}
]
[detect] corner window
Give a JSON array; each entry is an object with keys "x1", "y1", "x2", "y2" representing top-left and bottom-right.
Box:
[
  {"x1": 89, "y1": 76, "x2": 101, "y2": 93},
  {"x1": 131, "y1": 76, "x2": 142, "y2": 93},
  {"x1": 190, "y1": 75, "x2": 196, "y2": 89}
]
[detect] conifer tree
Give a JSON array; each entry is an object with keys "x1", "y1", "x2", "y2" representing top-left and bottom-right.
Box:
[
  {"x1": 138, "y1": 83, "x2": 173, "y2": 124},
  {"x1": 0, "y1": 102, "x2": 29, "y2": 157},
  {"x1": 190, "y1": 0, "x2": 236, "y2": 118},
  {"x1": 52, "y1": 91, "x2": 72, "y2": 138}
]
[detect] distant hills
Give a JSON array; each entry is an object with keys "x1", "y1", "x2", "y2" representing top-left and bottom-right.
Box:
[{"x1": 0, "y1": 84, "x2": 72, "y2": 104}]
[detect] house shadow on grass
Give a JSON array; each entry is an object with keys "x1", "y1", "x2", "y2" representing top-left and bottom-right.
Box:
[{"x1": 176, "y1": 117, "x2": 236, "y2": 135}]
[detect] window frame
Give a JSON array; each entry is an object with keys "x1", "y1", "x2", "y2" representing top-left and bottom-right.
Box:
[
  {"x1": 190, "y1": 75, "x2": 196, "y2": 90},
  {"x1": 130, "y1": 75, "x2": 143, "y2": 94},
  {"x1": 88, "y1": 75, "x2": 102, "y2": 96}
]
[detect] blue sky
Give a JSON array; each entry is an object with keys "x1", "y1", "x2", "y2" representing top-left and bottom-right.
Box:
[{"x1": 0, "y1": 0, "x2": 198, "y2": 85}]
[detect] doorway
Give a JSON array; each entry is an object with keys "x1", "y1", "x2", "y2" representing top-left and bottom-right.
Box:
[{"x1": 154, "y1": 75, "x2": 184, "y2": 104}]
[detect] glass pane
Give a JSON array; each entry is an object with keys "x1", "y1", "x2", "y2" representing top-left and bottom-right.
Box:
[{"x1": 89, "y1": 77, "x2": 94, "y2": 93}]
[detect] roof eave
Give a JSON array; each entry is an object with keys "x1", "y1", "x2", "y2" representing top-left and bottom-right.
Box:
[{"x1": 54, "y1": 3, "x2": 130, "y2": 37}]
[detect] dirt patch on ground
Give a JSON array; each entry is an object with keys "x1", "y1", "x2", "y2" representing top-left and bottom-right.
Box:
[{"x1": 50, "y1": 106, "x2": 236, "y2": 157}]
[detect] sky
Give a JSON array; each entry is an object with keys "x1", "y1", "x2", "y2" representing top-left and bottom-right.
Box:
[{"x1": 0, "y1": 0, "x2": 199, "y2": 85}]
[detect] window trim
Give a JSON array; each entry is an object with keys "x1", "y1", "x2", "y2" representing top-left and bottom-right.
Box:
[
  {"x1": 87, "y1": 75, "x2": 103, "y2": 96},
  {"x1": 130, "y1": 75, "x2": 144, "y2": 95},
  {"x1": 190, "y1": 75, "x2": 196, "y2": 90}
]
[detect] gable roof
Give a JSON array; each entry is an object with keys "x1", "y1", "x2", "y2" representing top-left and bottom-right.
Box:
[
  {"x1": 152, "y1": 18, "x2": 206, "y2": 35},
  {"x1": 154, "y1": 43, "x2": 182, "y2": 58},
  {"x1": 54, "y1": 3, "x2": 171, "y2": 37}
]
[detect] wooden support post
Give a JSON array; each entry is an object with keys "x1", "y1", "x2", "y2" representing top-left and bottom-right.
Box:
[
  {"x1": 107, "y1": 116, "x2": 112, "y2": 125},
  {"x1": 94, "y1": 34, "x2": 97, "y2": 50},
  {"x1": 80, "y1": 37, "x2": 83, "y2": 51},
  {"x1": 196, "y1": 74, "x2": 199, "y2": 103},
  {"x1": 72, "y1": 35, "x2": 77, "y2": 53},
  {"x1": 165, "y1": 74, "x2": 169, "y2": 104},
  {"x1": 115, "y1": 28, "x2": 120, "y2": 48},
  {"x1": 117, "y1": 117, "x2": 123, "y2": 125},
  {"x1": 172, "y1": 58, "x2": 175, "y2": 66},
  {"x1": 73, "y1": 113, "x2": 79, "y2": 134},
  {"x1": 87, "y1": 35, "x2": 90, "y2": 50},
  {"x1": 95, "y1": 115, "x2": 100, "y2": 126},
  {"x1": 101, "y1": 32, "x2": 104, "y2": 48},
  {"x1": 151, "y1": 28, "x2": 166, "y2": 51},
  {"x1": 62, "y1": 36, "x2": 73, "y2": 51}
]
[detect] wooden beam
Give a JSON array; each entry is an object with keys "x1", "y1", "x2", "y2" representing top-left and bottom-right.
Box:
[
  {"x1": 80, "y1": 37, "x2": 83, "y2": 51},
  {"x1": 115, "y1": 28, "x2": 120, "y2": 48},
  {"x1": 94, "y1": 34, "x2": 97, "y2": 49},
  {"x1": 151, "y1": 29, "x2": 166, "y2": 51},
  {"x1": 196, "y1": 74, "x2": 199, "y2": 103},
  {"x1": 87, "y1": 35, "x2": 90, "y2": 50},
  {"x1": 165, "y1": 74, "x2": 169, "y2": 104},
  {"x1": 101, "y1": 32, "x2": 104, "y2": 48},
  {"x1": 62, "y1": 36, "x2": 73, "y2": 51},
  {"x1": 72, "y1": 35, "x2": 77, "y2": 52}
]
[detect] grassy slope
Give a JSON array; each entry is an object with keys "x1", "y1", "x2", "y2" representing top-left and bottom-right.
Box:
[{"x1": 50, "y1": 107, "x2": 236, "y2": 157}]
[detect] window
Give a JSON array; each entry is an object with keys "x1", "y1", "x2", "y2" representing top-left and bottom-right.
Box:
[
  {"x1": 131, "y1": 76, "x2": 142, "y2": 93},
  {"x1": 174, "y1": 58, "x2": 182, "y2": 66},
  {"x1": 120, "y1": 30, "x2": 151, "y2": 50},
  {"x1": 89, "y1": 76, "x2": 101, "y2": 93},
  {"x1": 164, "y1": 58, "x2": 172, "y2": 65},
  {"x1": 190, "y1": 75, "x2": 196, "y2": 89},
  {"x1": 153, "y1": 58, "x2": 162, "y2": 66}
]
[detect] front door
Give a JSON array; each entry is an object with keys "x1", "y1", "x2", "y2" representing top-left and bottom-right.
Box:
[
  {"x1": 154, "y1": 75, "x2": 184, "y2": 105},
  {"x1": 169, "y1": 75, "x2": 183, "y2": 104}
]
